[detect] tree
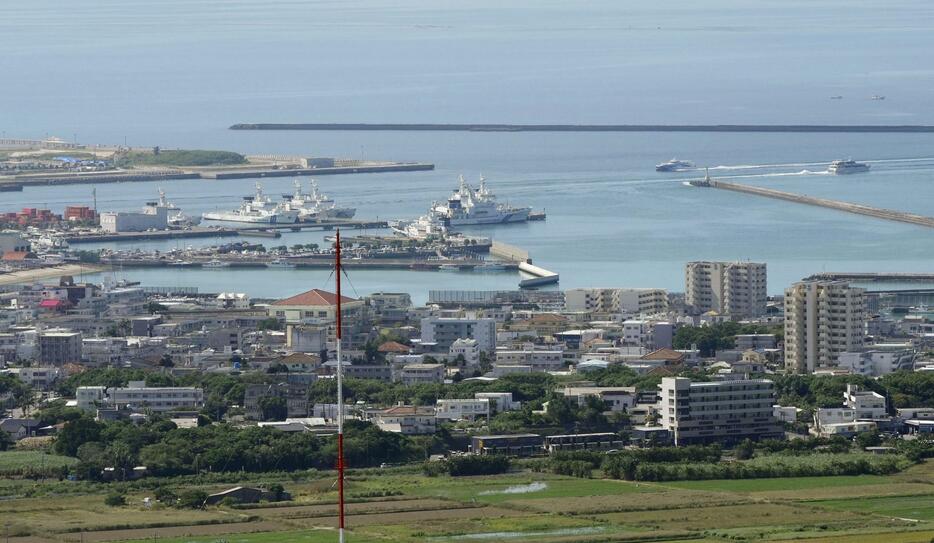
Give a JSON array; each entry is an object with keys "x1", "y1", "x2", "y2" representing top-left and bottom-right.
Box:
[
  {"x1": 176, "y1": 489, "x2": 207, "y2": 509},
  {"x1": 158, "y1": 354, "x2": 175, "y2": 368},
  {"x1": 258, "y1": 396, "x2": 288, "y2": 421},
  {"x1": 55, "y1": 417, "x2": 103, "y2": 457},
  {"x1": 734, "y1": 439, "x2": 755, "y2": 460},
  {"x1": 104, "y1": 492, "x2": 126, "y2": 507}
]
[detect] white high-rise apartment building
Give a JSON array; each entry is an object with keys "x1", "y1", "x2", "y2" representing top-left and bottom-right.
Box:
[
  {"x1": 685, "y1": 261, "x2": 767, "y2": 318},
  {"x1": 784, "y1": 281, "x2": 865, "y2": 373},
  {"x1": 565, "y1": 288, "x2": 668, "y2": 316}
]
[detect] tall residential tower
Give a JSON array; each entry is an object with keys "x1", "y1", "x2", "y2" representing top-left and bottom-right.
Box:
[
  {"x1": 784, "y1": 280, "x2": 865, "y2": 373},
  {"x1": 685, "y1": 261, "x2": 767, "y2": 318}
]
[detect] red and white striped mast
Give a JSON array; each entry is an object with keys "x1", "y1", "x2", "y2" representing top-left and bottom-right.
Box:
[{"x1": 334, "y1": 229, "x2": 346, "y2": 542}]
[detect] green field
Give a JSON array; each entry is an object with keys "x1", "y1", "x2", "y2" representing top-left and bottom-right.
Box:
[
  {"x1": 658, "y1": 474, "x2": 894, "y2": 493},
  {"x1": 0, "y1": 461, "x2": 928, "y2": 543},
  {"x1": 813, "y1": 495, "x2": 934, "y2": 522},
  {"x1": 0, "y1": 450, "x2": 77, "y2": 475}
]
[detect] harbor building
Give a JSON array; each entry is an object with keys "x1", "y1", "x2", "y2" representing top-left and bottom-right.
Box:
[
  {"x1": 685, "y1": 261, "x2": 767, "y2": 318},
  {"x1": 657, "y1": 377, "x2": 783, "y2": 445},
  {"x1": 565, "y1": 288, "x2": 669, "y2": 317},
  {"x1": 784, "y1": 281, "x2": 866, "y2": 373},
  {"x1": 99, "y1": 196, "x2": 169, "y2": 233}
]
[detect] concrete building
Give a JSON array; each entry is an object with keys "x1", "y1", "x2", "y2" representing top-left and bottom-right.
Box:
[
  {"x1": 0, "y1": 232, "x2": 29, "y2": 257},
  {"x1": 420, "y1": 317, "x2": 496, "y2": 353},
  {"x1": 449, "y1": 338, "x2": 480, "y2": 367},
  {"x1": 565, "y1": 288, "x2": 668, "y2": 316},
  {"x1": 9, "y1": 367, "x2": 62, "y2": 391},
  {"x1": 475, "y1": 392, "x2": 519, "y2": 413},
  {"x1": 398, "y1": 363, "x2": 444, "y2": 385},
  {"x1": 657, "y1": 377, "x2": 783, "y2": 445},
  {"x1": 37, "y1": 330, "x2": 82, "y2": 365},
  {"x1": 558, "y1": 386, "x2": 637, "y2": 412},
  {"x1": 494, "y1": 349, "x2": 564, "y2": 372},
  {"x1": 784, "y1": 281, "x2": 866, "y2": 373},
  {"x1": 370, "y1": 406, "x2": 437, "y2": 435},
  {"x1": 844, "y1": 384, "x2": 887, "y2": 419},
  {"x1": 735, "y1": 334, "x2": 778, "y2": 350},
  {"x1": 108, "y1": 381, "x2": 204, "y2": 413},
  {"x1": 837, "y1": 344, "x2": 917, "y2": 376},
  {"x1": 99, "y1": 199, "x2": 169, "y2": 233},
  {"x1": 435, "y1": 398, "x2": 490, "y2": 420},
  {"x1": 685, "y1": 261, "x2": 767, "y2": 318},
  {"x1": 75, "y1": 386, "x2": 108, "y2": 413}
]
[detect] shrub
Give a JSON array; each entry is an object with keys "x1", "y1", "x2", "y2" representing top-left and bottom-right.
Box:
[
  {"x1": 177, "y1": 489, "x2": 208, "y2": 509},
  {"x1": 423, "y1": 455, "x2": 510, "y2": 477},
  {"x1": 104, "y1": 492, "x2": 126, "y2": 507}
]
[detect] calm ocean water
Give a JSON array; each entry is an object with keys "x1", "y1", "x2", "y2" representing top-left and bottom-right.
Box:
[{"x1": 2, "y1": 1, "x2": 933, "y2": 302}]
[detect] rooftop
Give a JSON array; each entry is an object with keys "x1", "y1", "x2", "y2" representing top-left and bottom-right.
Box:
[{"x1": 272, "y1": 288, "x2": 357, "y2": 307}]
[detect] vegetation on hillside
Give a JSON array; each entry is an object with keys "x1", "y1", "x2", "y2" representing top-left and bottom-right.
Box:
[{"x1": 116, "y1": 149, "x2": 247, "y2": 168}]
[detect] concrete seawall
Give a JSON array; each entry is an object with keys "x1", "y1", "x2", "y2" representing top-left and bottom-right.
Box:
[{"x1": 708, "y1": 180, "x2": 934, "y2": 229}]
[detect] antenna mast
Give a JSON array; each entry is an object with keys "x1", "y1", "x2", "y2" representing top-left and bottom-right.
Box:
[{"x1": 335, "y1": 229, "x2": 346, "y2": 542}]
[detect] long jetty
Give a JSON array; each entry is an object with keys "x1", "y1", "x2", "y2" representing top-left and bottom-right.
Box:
[
  {"x1": 805, "y1": 272, "x2": 934, "y2": 283},
  {"x1": 706, "y1": 180, "x2": 934, "y2": 229},
  {"x1": 230, "y1": 123, "x2": 934, "y2": 133}
]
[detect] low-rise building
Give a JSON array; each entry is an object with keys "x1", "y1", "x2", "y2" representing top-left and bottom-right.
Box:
[
  {"x1": 397, "y1": 363, "x2": 444, "y2": 385},
  {"x1": 558, "y1": 386, "x2": 637, "y2": 412},
  {"x1": 435, "y1": 398, "x2": 490, "y2": 420},
  {"x1": 474, "y1": 392, "x2": 519, "y2": 413},
  {"x1": 494, "y1": 349, "x2": 564, "y2": 372},
  {"x1": 657, "y1": 377, "x2": 783, "y2": 445},
  {"x1": 470, "y1": 433, "x2": 544, "y2": 456},
  {"x1": 370, "y1": 405, "x2": 437, "y2": 435}
]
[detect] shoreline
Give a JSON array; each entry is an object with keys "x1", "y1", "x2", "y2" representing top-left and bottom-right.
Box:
[{"x1": 0, "y1": 264, "x2": 110, "y2": 286}]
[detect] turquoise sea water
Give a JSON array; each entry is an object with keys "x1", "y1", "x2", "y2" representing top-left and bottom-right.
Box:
[{"x1": 2, "y1": 1, "x2": 932, "y2": 302}]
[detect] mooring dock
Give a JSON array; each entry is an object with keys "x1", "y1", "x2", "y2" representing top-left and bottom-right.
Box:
[
  {"x1": 64, "y1": 220, "x2": 389, "y2": 244},
  {"x1": 703, "y1": 180, "x2": 934, "y2": 229}
]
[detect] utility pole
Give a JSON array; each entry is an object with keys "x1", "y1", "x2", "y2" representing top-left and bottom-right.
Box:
[{"x1": 335, "y1": 229, "x2": 346, "y2": 543}]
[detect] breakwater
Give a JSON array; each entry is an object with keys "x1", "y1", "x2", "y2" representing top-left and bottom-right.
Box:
[
  {"x1": 806, "y1": 272, "x2": 934, "y2": 283},
  {"x1": 230, "y1": 123, "x2": 934, "y2": 133},
  {"x1": 706, "y1": 180, "x2": 934, "y2": 229}
]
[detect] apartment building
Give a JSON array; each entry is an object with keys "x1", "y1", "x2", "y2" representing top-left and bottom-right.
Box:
[
  {"x1": 78, "y1": 381, "x2": 204, "y2": 413},
  {"x1": 657, "y1": 377, "x2": 783, "y2": 445},
  {"x1": 494, "y1": 348, "x2": 564, "y2": 372},
  {"x1": 685, "y1": 261, "x2": 767, "y2": 318},
  {"x1": 420, "y1": 317, "x2": 496, "y2": 353},
  {"x1": 565, "y1": 288, "x2": 668, "y2": 317},
  {"x1": 435, "y1": 398, "x2": 490, "y2": 420},
  {"x1": 37, "y1": 330, "x2": 82, "y2": 365},
  {"x1": 784, "y1": 281, "x2": 866, "y2": 373}
]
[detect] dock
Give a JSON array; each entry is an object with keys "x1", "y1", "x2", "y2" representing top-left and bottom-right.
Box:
[
  {"x1": 490, "y1": 241, "x2": 559, "y2": 288},
  {"x1": 805, "y1": 272, "x2": 934, "y2": 283},
  {"x1": 704, "y1": 180, "x2": 934, "y2": 229},
  {"x1": 63, "y1": 220, "x2": 390, "y2": 244}
]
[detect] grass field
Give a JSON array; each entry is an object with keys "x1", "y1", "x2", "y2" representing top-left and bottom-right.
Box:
[
  {"x1": 658, "y1": 474, "x2": 894, "y2": 493},
  {"x1": 0, "y1": 450, "x2": 77, "y2": 475},
  {"x1": 812, "y1": 495, "x2": 934, "y2": 522}
]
